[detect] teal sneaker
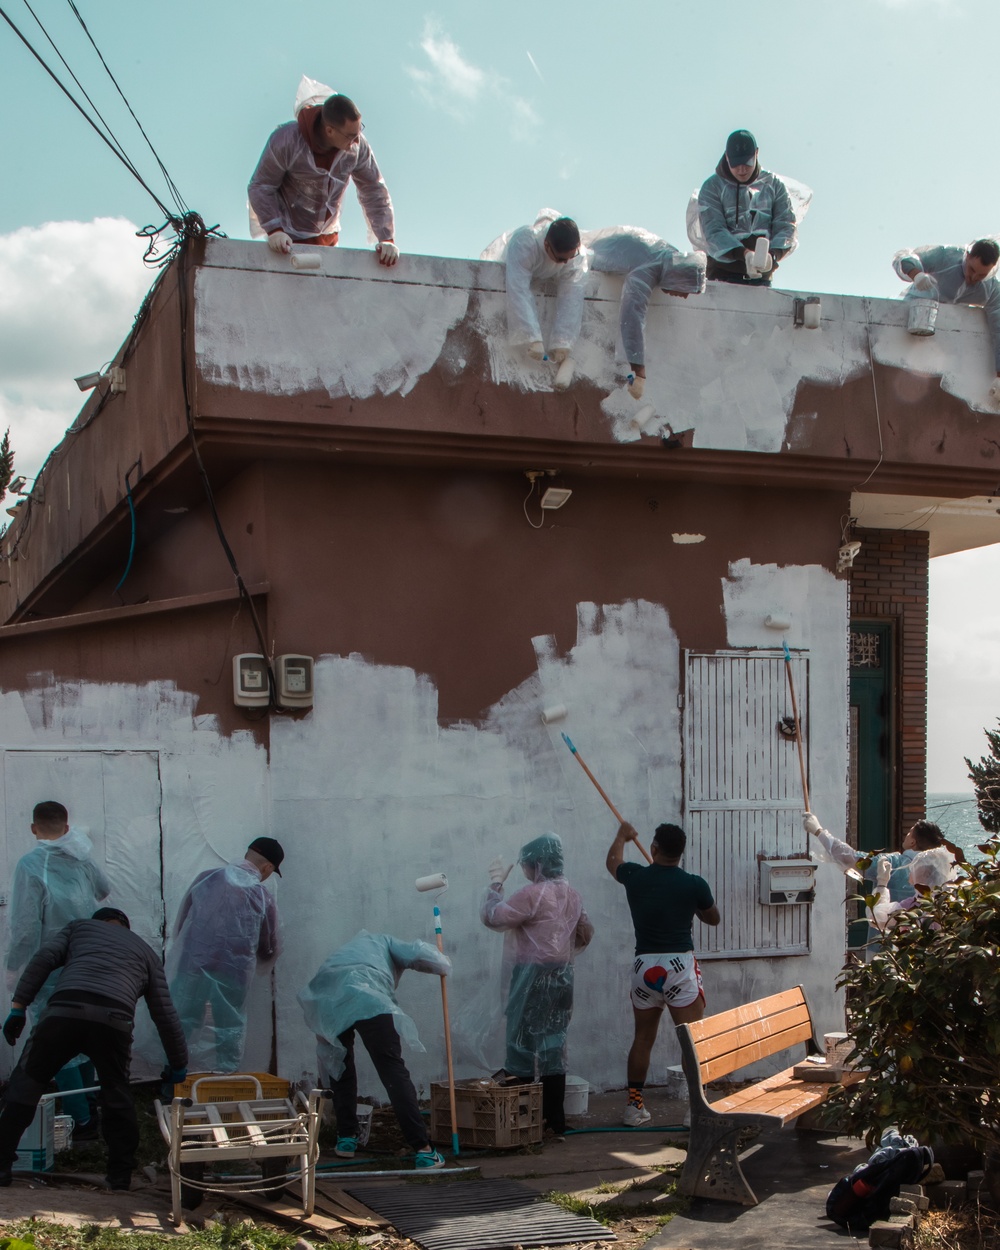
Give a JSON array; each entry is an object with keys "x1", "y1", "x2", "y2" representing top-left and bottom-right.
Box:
[
  {"x1": 335, "y1": 1136, "x2": 358, "y2": 1158},
  {"x1": 414, "y1": 1147, "x2": 445, "y2": 1170}
]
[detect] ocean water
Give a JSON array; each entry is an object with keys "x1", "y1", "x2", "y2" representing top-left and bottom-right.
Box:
[{"x1": 926, "y1": 792, "x2": 996, "y2": 858}]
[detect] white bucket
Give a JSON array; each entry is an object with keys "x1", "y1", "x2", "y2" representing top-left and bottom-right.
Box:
[
  {"x1": 53, "y1": 1115, "x2": 74, "y2": 1153},
  {"x1": 564, "y1": 1075, "x2": 589, "y2": 1115},
  {"x1": 356, "y1": 1103, "x2": 373, "y2": 1146},
  {"x1": 907, "y1": 298, "x2": 938, "y2": 336}
]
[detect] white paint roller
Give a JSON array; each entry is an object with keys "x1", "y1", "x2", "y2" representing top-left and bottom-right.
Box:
[
  {"x1": 753, "y1": 236, "x2": 770, "y2": 273},
  {"x1": 541, "y1": 704, "x2": 568, "y2": 725},
  {"x1": 765, "y1": 614, "x2": 792, "y2": 630},
  {"x1": 415, "y1": 872, "x2": 448, "y2": 892},
  {"x1": 553, "y1": 357, "x2": 574, "y2": 391},
  {"x1": 629, "y1": 404, "x2": 658, "y2": 433},
  {"x1": 291, "y1": 252, "x2": 321, "y2": 271}
]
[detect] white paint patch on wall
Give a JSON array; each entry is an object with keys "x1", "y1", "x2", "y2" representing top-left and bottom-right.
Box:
[
  {"x1": 867, "y1": 299, "x2": 999, "y2": 413},
  {"x1": 719, "y1": 556, "x2": 850, "y2": 1041},
  {"x1": 195, "y1": 266, "x2": 470, "y2": 400}
]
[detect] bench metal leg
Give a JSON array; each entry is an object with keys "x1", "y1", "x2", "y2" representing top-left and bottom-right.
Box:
[{"x1": 679, "y1": 1113, "x2": 758, "y2": 1206}]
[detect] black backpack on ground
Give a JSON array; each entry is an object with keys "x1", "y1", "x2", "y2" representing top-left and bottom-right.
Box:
[{"x1": 825, "y1": 1145, "x2": 934, "y2": 1231}]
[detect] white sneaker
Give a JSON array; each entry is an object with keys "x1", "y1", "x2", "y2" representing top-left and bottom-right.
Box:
[{"x1": 623, "y1": 1102, "x2": 651, "y2": 1127}]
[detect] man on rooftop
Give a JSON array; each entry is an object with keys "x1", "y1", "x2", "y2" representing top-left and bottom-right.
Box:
[{"x1": 249, "y1": 77, "x2": 398, "y2": 266}]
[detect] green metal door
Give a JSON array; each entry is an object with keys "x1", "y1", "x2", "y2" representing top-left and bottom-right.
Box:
[{"x1": 849, "y1": 623, "x2": 893, "y2": 853}]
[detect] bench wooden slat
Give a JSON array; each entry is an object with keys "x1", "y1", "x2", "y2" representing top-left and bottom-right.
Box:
[
  {"x1": 711, "y1": 1066, "x2": 865, "y2": 1122},
  {"x1": 698, "y1": 1018, "x2": 816, "y2": 1083},
  {"x1": 692, "y1": 1002, "x2": 812, "y2": 1064},
  {"x1": 686, "y1": 987, "x2": 807, "y2": 1044}
]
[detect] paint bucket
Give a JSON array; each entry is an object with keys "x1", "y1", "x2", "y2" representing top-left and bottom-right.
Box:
[
  {"x1": 53, "y1": 1115, "x2": 74, "y2": 1153},
  {"x1": 356, "y1": 1103, "x2": 373, "y2": 1146},
  {"x1": 564, "y1": 1075, "x2": 589, "y2": 1116},
  {"x1": 907, "y1": 298, "x2": 938, "y2": 336}
]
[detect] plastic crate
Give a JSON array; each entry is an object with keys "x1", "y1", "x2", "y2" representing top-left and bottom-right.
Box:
[
  {"x1": 13, "y1": 1100, "x2": 54, "y2": 1172},
  {"x1": 175, "y1": 1072, "x2": 290, "y2": 1102},
  {"x1": 430, "y1": 1079, "x2": 542, "y2": 1149}
]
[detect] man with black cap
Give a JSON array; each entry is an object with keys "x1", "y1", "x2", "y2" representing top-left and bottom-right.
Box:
[
  {"x1": 0, "y1": 907, "x2": 187, "y2": 1190},
  {"x1": 694, "y1": 129, "x2": 797, "y2": 286},
  {"x1": 169, "y1": 837, "x2": 284, "y2": 1073}
]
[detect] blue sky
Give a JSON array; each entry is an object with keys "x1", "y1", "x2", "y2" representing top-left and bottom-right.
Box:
[{"x1": 0, "y1": 0, "x2": 995, "y2": 791}]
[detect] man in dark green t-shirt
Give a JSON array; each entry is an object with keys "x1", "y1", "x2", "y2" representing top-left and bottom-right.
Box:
[{"x1": 607, "y1": 820, "x2": 720, "y2": 1126}]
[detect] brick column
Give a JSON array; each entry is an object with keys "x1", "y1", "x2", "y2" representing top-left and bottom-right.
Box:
[{"x1": 849, "y1": 527, "x2": 929, "y2": 846}]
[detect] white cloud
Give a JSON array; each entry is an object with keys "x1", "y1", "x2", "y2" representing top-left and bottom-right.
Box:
[
  {"x1": 407, "y1": 20, "x2": 539, "y2": 137},
  {"x1": 0, "y1": 218, "x2": 151, "y2": 483}
]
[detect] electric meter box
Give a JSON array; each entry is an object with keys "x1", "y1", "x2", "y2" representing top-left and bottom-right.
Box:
[
  {"x1": 759, "y1": 858, "x2": 817, "y2": 905},
  {"x1": 233, "y1": 654, "x2": 268, "y2": 707},
  {"x1": 276, "y1": 654, "x2": 314, "y2": 709}
]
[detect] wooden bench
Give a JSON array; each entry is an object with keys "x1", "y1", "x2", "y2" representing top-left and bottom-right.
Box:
[{"x1": 676, "y1": 985, "x2": 863, "y2": 1206}]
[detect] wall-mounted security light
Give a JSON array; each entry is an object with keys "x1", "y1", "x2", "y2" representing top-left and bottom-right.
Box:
[
  {"x1": 540, "y1": 486, "x2": 572, "y2": 509},
  {"x1": 74, "y1": 372, "x2": 104, "y2": 392},
  {"x1": 837, "y1": 540, "x2": 862, "y2": 573}
]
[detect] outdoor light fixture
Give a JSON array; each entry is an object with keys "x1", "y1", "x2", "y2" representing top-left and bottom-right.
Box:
[
  {"x1": 74, "y1": 371, "x2": 104, "y2": 391},
  {"x1": 540, "y1": 486, "x2": 572, "y2": 509},
  {"x1": 793, "y1": 297, "x2": 822, "y2": 329},
  {"x1": 837, "y1": 540, "x2": 862, "y2": 572}
]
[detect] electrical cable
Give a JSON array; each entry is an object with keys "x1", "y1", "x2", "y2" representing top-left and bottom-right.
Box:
[
  {"x1": 0, "y1": 3, "x2": 174, "y2": 220},
  {"x1": 852, "y1": 298, "x2": 885, "y2": 493},
  {"x1": 64, "y1": 0, "x2": 188, "y2": 215},
  {"x1": 113, "y1": 458, "x2": 140, "y2": 599},
  {"x1": 523, "y1": 477, "x2": 544, "y2": 529},
  {"x1": 173, "y1": 238, "x2": 279, "y2": 708}
]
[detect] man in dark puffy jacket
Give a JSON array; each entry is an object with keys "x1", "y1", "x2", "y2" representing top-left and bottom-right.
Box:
[{"x1": 0, "y1": 908, "x2": 187, "y2": 1190}]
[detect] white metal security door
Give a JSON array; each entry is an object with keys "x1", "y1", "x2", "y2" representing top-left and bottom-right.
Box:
[{"x1": 684, "y1": 652, "x2": 810, "y2": 958}]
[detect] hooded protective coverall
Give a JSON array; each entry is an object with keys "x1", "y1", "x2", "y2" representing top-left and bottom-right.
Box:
[
  {"x1": 5, "y1": 828, "x2": 110, "y2": 1124},
  {"x1": 499, "y1": 219, "x2": 589, "y2": 353},
  {"x1": 480, "y1": 834, "x2": 593, "y2": 1133},
  {"x1": 169, "y1": 860, "x2": 278, "y2": 1072},
  {"x1": 584, "y1": 227, "x2": 707, "y2": 367},
  {"x1": 298, "y1": 931, "x2": 450, "y2": 1152},
  {"x1": 696, "y1": 157, "x2": 796, "y2": 283},
  {"x1": 893, "y1": 245, "x2": 1000, "y2": 372}
]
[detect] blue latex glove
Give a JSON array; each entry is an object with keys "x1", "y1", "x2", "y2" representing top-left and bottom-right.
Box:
[
  {"x1": 3, "y1": 1008, "x2": 26, "y2": 1046},
  {"x1": 159, "y1": 1064, "x2": 188, "y2": 1100}
]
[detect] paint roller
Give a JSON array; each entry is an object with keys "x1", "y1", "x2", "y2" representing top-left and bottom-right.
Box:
[
  {"x1": 414, "y1": 872, "x2": 459, "y2": 1157},
  {"x1": 782, "y1": 640, "x2": 811, "y2": 813},
  {"x1": 540, "y1": 704, "x2": 568, "y2": 726},
  {"x1": 290, "y1": 251, "x2": 321, "y2": 271},
  {"x1": 560, "y1": 733, "x2": 653, "y2": 864}
]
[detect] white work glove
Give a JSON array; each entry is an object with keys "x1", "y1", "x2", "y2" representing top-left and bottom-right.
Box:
[
  {"x1": 627, "y1": 373, "x2": 645, "y2": 400},
  {"x1": 376, "y1": 241, "x2": 399, "y2": 267},
  {"x1": 875, "y1": 856, "x2": 892, "y2": 889},
  {"x1": 488, "y1": 856, "x2": 513, "y2": 886},
  {"x1": 912, "y1": 271, "x2": 935, "y2": 293},
  {"x1": 549, "y1": 347, "x2": 570, "y2": 364},
  {"x1": 267, "y1": 231, "x2": 292, "y2": 255},
  {"x1": 803, "y1": 813, "x2": 823, "y2": 836},
  {"x1": 528, "y1": 341, "x2": 546, "y2": 361},
  {"x1": 988, "y1": 378, "x2": 1000, "y2": 406}
]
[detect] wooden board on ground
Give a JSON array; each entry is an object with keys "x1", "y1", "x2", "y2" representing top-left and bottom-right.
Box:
[
  {"x1": 288, "y1": 1177, "x2": 389, "y2": 1228},
  {"x1": 228, "y1": 1190, "x2": 345, "y2": 1239}
]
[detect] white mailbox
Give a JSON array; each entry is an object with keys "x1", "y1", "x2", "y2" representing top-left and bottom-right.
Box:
[{"x1": 759, "y1": 858, "x2": 817, "y2": 905}]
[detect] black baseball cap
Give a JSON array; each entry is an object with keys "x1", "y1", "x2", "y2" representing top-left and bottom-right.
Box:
[
  {"x1": 725, "y1": 129, "x2": 758, "y2": 166},
  {"x1": 93, "y1": 907, "x2": 131, "y2": 929},
  {"x1": 248, "y1": 836, "x2": 284, "y2": 876}
]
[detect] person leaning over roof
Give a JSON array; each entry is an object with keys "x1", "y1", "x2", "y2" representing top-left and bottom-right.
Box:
[
  {"x1": 696, "y1": 129, "x2": 797, "y2": 286},
  {"x1": 893, "y1": 240, "x2": 1000, "y2": 401},
  {"x1": 0, "y1": 908, "x2": 187, "y2": 1191},
  {"x1": 583, "y1": 226, "x2": 707, "y2": 399},
  {"x1": 248, "y1": 87, "x2": 398, "y2": 266},
  {"x1": 500, "y1": 214, "x2": 588, "y2": 365}
]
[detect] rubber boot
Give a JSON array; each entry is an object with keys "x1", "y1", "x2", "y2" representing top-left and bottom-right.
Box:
[{"x1": 541, "y1": 1074, "x2": 567, "y2": 1136}]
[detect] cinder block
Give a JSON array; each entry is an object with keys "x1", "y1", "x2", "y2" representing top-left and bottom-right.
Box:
[
  {"x1": 868, "y1": 1219, "x2": 914, "y2": 1249},
  {"x1": 889, "y1": 1196, "x2": 917, "y2": 1215},
  {"x1": 927, "y1": 1179, "x2": 966, "y2": 1208},
  {"x1": 967, "y1": 1169, "x2": 985, "y2": 1191}
]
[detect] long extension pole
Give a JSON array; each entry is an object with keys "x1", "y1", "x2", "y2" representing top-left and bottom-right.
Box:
[
  {"x1": 561, "y1": 734, "x2": 653, "y2": 864},
  {"x1": 433, "y1": 902, "x2": 460, "y2": 1158},
  {"x1": 783, "y1": 641, "x2": 811, "y2": 812}
]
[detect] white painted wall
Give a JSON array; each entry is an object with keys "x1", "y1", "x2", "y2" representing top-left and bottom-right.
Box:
[{"x1": 0, "y1": 571, "x2": 849, "y2": 1095}]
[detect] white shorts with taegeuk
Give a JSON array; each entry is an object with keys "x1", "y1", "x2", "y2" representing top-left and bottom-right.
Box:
[{"x1": 630, "y1": 952, "x2": 704, "y2": 1010}]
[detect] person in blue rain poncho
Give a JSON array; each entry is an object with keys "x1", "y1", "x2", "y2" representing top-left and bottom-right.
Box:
[
  {"x1": 480, "y1": 833, "x2": 593, "y2": 1137},
  {"x1": 5, "y1": 801, "x2": 110, "y2": 1137},
  {"x1": 168, "y1": 837, "x2": 283, "y2": 1073},
  {"x1": 583, "y1": 227, "x2": 706, "y2": 398},
  {"x1": 692, "y1": 129, "x2": 800, "y2": 286},
  {"x1": 893, "y1": 240, "x2": 1000, "y2": 401},
  {"x1": 298, "y1": 930, "x2": 448, "y2": 1169},
  {"x1": 483, "y1": 210, "x2": 589, "y2": 375}
]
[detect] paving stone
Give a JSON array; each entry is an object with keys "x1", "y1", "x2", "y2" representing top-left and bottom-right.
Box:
[
  {"x1": 927, "y1": 1178, "x2": 967, "y2": 1208},
  {"x1": 868, "y1": 1219, "x2": 913, "y2": 1249}
]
